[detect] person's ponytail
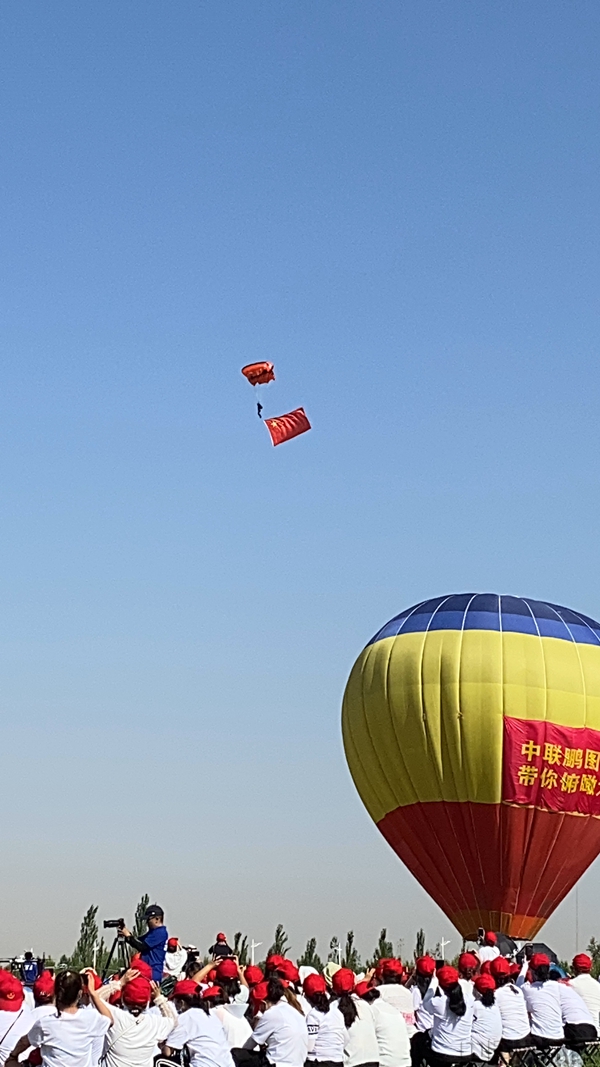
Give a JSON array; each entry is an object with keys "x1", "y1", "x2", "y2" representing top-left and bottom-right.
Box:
[
  {"x1": 447, "y1": 983, "x2": 467, "y2": 1018},
  {"x1": 337, "y1": 992, "x2": 358, "y2": 1028},
  {"x1": 54, "y1": 972, "x2": 83, "y2": 1016},
  {"x1": 480, "y1": 989, "x2": 495, "y2": 1007}
]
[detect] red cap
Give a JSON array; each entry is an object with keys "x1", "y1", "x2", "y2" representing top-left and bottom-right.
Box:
[
  {"x1": 437, "y1": 966, "x2": 459, "y2": 991},
  {"x1": 531, "y1": 953, "x2": 550, "y2": 970},
  {"x1": 331, "y1": 968, "x2": 355, "y2": 995},
  {"x1": 207, "y1": 969, "x2": 217, "y2": 983},
  {"x1": 480, "y1": 960, "x2": 492, "y2": 975},
  {"x1": 171, "y1": 980, "x2": 199, "y2": 998},
  {"x1": 458, "y1": 952, "x2": 479, "y2": 973},
  {"x1": 108, "y1": 988, "x2": 122, "y2": 1006},
  {"x1": 33, "y1": 972, "x2": 55, "y2": 1001},
  {"x1": 382, "y1": 958, "x2": 404, "y2": 977},
  {"x1": 415, "y1": 956, "x2": 436, "y2": 977},
  {"x1": 244, "y1": 966, "x2": 264, "y2": 987},
  {"x1": 202, "y1": 986, "x2": 223, "y2": 999},
  {"x1": 122, "y1": 977, "x2": 151, "y2": 1008},
  {"x1": 265, "y1": 954, "x2": 285, "y2": 973},
  {"x1": 303, "y1": 973, "x2": 327, "y2": 996},
  {"x1": 509, "y1": 963, "x2": 521, "y2": 977},
  {"x1": 475, "y1": 974, "x2": 496, "y2": 994},
  {"x1": 130, "y1": 956, "x2": 152, "y2": 980},
  {"x1": 216, "y1": 959, "x2": 238, "y2": 981},
  {"x1": 355, "y1": 981, "x2": 371, "y2": 997},
  {"x1": 0, "y1": 972, "x2": 24, "y2": 1012},
  {"x1": 167, "y1": 938, "x2": 178, "y2": 949},
  {"x1": 573, "y1": 954, "x2": 592, "y2": 972},
  {"x1": 485, "y1": 932, "x2": 497, "y2": 945},
  {"x1": 86, "y1": 972, "x2": 103, "y2": 991},
  {"x1": 276, "y1": 959, "x2": 300, "y2": 984},
  {"x1": 216, "y1": 933, "x2": 227, "y2": 942},
  {"x1": 250, "y1": 981, "x2": 269, "y2": 1012},
  {"x1": 375, "y1": 958, "x2": 390, "y2": 979},
  {"x1": 490, "y1": 957, "x2": 511, "y2": 978}
]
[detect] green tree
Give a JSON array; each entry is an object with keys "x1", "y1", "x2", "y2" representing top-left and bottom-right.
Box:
[
  {"x1": 268, "y1": 924, "x2": 290, "y2": 958},
  {"x1": 233, "y1": 933, "x2": 249, "y2": 966},
  {"x1": 342, "y1": 931, "x2": 361, "y2": 972},
  {"x1": 587, "y1": 937, "x2": 600, "y2": 979},
  {"x1": 414, "y1": 929, "x2": 425, "y2": 960},
  {"x1": 328, "y1": 936, "x2": 340, "y2": 963},
  {"x1": 366, "y1": 928, "x2": 393, "y2": 967},
  {"x1": 298, "y1": 938, "x2": 323, "y2": 971},
  {"x1": 70, "y1": 905, "x2": 99, "y2": 970},
  {"x1": 134, "y1": 895, "x2": 150, "y2": 938}
]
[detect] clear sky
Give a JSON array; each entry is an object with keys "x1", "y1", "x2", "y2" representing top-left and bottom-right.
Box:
[{"x1": 1, "y1": 0, "x2": 600, "y2": 964}]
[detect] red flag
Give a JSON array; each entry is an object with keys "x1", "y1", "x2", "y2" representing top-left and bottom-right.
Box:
[{"x1": 264, "y1": 407, "x2": 311, "y2": 446}]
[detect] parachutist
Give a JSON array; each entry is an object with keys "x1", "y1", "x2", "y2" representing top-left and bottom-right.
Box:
[{"x1": 257, "y1": 402, "x2": 263, "y2": 418}]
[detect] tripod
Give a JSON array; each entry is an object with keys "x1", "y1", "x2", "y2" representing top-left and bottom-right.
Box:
[{"x1": 102, "y1": 935, "x2": 131, "y2": 981}]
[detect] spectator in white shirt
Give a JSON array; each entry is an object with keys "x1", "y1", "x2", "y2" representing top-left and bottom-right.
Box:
[
  {"x1": 244, "y1": 977, "x2": 308, "y2": 1067},
  {"x1": 549, "y1": 969, "x2": 597, "y2": 1051},
  {"x1": 476, "y1": 935, "x2": 500, "y2": 967},
  {"x1": 569, "y1": 954, "x2": 600, "y2": 1029},
  {"x1": 375, "y1": 961, "x2": 415, "y2": 1037},
  {"x1": 356, "y1": 983, "x2": 410, "y2": 1067},
  {"x1": 163, "y1": 941, "x2": 188, "y2": 982},
  {"x1": 520, "y1": 954, "x2": 563, "y2": 1049},
  {"x1": 303, "y1": 972, "x2": 345, "y2": 1066},
  {"x1": 422, "y1": 965, "x2": 473, "y2": 1067},
  {"x1": 457, "y1": 955, "x2": 477, "y2": 1004},
  {"x1": 470, "y1": 975, "x2": 501, "y2": 1062},
  {"x1": 489, "y1": 957, "x2": 529, "y2": 1050},
  {"x1": 164, "y1": 980, "x2": 234, "y2": 1067},
  {"x1": 410, "y1": 957, "x2": 437, "y2": 1067},
  {"x1": 86, "y1": 968, "x2": 176, "y2": 1067},
  {"x1": 330, "y1": 970, "x2": 378, "y2": 1067},
  {"x1": 201, "y1": 986, "x2": 252, "y2": 1050},
  {"x1": 0, "y1": 970, "x2": 31, "y2": 1067},
  {"x1": 7, "y1": 971, "x2": 110, "y2": 1067}
]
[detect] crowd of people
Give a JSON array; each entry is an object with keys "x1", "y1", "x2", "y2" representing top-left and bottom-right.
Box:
[{"x1": 1, "y1": 911, "x2": 600, "y2": 1067}]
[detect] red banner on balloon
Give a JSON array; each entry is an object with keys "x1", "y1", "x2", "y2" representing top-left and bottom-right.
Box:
[{"x1": 503, "y1": 716, "x2": 600, "y2": 815}]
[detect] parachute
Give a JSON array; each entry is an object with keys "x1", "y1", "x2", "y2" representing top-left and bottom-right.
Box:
[
  {"x1": 241, "y1": 362, "x2": 276, "y2": 386},
  {"x1": 342, "y1": 593, "x2": 600, "y2": 939}
]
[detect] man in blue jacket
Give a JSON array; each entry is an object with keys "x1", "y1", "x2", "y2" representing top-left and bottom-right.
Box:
[{"x1": 120, "y1": 904, "x2": 168, "y2": 981}]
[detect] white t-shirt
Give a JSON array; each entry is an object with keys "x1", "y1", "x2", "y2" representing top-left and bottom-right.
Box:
[
  {"x1": 376, "y1": 984, "x2": 415, "y2": 1037},
  {"x1": 102, "y1": 1005, "x2": 175, "y2": 1067},
  {"x1": 251, "y1": 1001, "x2": 308, "y2": 1067},
  {"x1": 28, "y1": 1009, "x2": 110, "y2": 1067},
  {"x1": 413, "y1": 978, "x2": 438, "y2": 1033},
  {"x1": 212, "y1": 1006, "x2": 252, "y2": 1050},
  {"x1": 521, "y1": 981, "x2": 563, "y2": 1040},
  {"x1": 163, "y1": 949, "x2": 188, "y2": 980},
  {"x1": 494, "y1": 984, "x2": 530, "y2": 1041},
  {"x1": 0, "y1": 1008, "x2": 32, "y2": 1067},
  {"x1": 221, "y1": 988, "x2": 249, "y2": 1020},
  {"x1": 471, "y1": 1000, "x2": 502, "y2": 1061},
  {"x1": 569, "y1": 975, "x2": 600, "y2": 1027},
  {"x1": 426, "y1": 989, "x2": 474, "y2": 1058},
  {"x1": 557, "y1": 983, "x2": 594, "y2": 1026},
  {"x1": 306, "y1": 1004, "x2": 345, "y2": 1062},
  {"x1": 168, "y1": 1008, "x2": 234, "y2": 1067},
  {"x1": 340, "y1": 999, "x2": 379, "y2": 1067},
  {"x1": 371, "y1": 998, "x2": 410, "y2": 1067},
  {"x1": 477, "y1": 947, "x2": 500, "y2": 965}
]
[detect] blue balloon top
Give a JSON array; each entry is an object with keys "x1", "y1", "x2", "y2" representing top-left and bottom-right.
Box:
[{"x1": 369, "y1": 594, "x2": 600, "y2": 646}]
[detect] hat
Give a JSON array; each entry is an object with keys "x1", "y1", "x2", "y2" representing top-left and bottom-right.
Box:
[
  {"x1": 480, "y1": 960, "x2": 492, "y2": 975},
  {"x1": 207, "y1": 969, "x2": 217, "y2": 983},
  {"x1": 303, "y1": 973, "x2": 327, "y2": 997},
  {"x1": 216, "y1": 933, "x2": 227, "y2": 942},
  {"x1": 458, "y1": 953, "x2": 478, "y2": 972},
  {"x1": 530, "y1": 953, "x2": 550, "y2": 970},
  {"x1": 122, "y1": 977, "x2": 151, "y2": 1009},
  {"x1": 331, "y1": 968, "x2": 355, "y2": 995},
  {"x1": 276, "y1": 959, "x2": 300, "y2": 984},
  {"x1": 167, "y1": 938, "x2": 178, "y2": 949},
  {"x1": 354, "y1": 981, "x2": 371, "y2": 997},
  {"x1": 171, "y1": 980, "x2": 199, "y2": 998},
  {"x1": 265, "y1": 954, "x2": 285, "y2": 973},
  {"x1": 382, "y1": 958, "x2": 404, "y2": 977},
  {"x1": 436, "y1": 966, "x2": 459, "y2": 991},
  {"x1": 475, "y1": 974, "x2": 496, "y2": 994},
  {"x1": 490, "y1": 957, "x2": 511, "y2": 978},
  {"x1": 201, "y1": 986, "x2": 223, "y2": 999},
  {"x1": 33, "y1": 972, "x2": 55, "y2": 1001},
  {"x1": 245, "y1": 966, "x2": 264, "y2": 987},
  {"x1": 250, "y1": 981, "x2": 269, "y2": 1012},
  {"x1": 130, "y1": 956, "x2": 152, "y2": 980},
  {"x1": 573, "y1": 954, "x2": 593, "y2": 973},
  {"x1": 144, "y1": 905, "x2": 164, "y2": 919},
  {"x1": 0, "y1": 972, "x2": 24, "y2": 1012},
  {"x1": 415, "y1": 956, "x2": 436, "y2": 977},
  {"x1": 84, "y1": 972, "x2": 103, "y2": 991},
  {"x1": 485, "y1": 932, "x2": 497, "y2": 945},
  {"x1": 509, "y1": 963, "x2": 521, "y2": 978},
  {"x1": 323, "y1": 961, "x2": 341, "y2": 987},
  {"x1": 216, "y1": 959, "x2": 238, "y2": 981}
]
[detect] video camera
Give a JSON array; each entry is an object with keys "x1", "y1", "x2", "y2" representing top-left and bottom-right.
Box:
[{"x1": 103, "y1": 919, "x2": 125, "y2": 930}]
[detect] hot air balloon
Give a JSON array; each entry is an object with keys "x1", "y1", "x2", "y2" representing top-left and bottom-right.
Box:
[{"x1": 342, "y1": 593, "x2": 600, "y2": 940}]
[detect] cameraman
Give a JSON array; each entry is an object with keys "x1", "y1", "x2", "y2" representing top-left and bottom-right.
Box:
[{"x1": 120, "y1": 905, "x2": 168, "y2": 982}]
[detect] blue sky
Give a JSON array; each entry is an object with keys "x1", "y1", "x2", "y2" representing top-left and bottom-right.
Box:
[{"x1": 1, "y1": 0, "x2": 600, "y2": 962}]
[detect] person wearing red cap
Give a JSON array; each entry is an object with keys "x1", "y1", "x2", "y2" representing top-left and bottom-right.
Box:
[
  {"x1": 410, "y1": 958, "x2": 438, "y2": 1067},
  {"x1": 456, "y1": 954, "x2": 478, "y2": 1004},
  {"x1": 375, "y1": 960, "x2": 415, "y2": 1037},
  {"x1": 241, "y1": 977, "x2": 308, "y2": 1067},
  {"x1": 355, "y1": 984, "x2": 410, "y2": 1067},
  {"x1": 569, "y1": 955, "x2": 600, "y2": 1028},
  {"x1": 519, "y1": 954, "x2": 564, "y2": 1048},
  {"x1": 476, "y1": 935, "x2": 500, "y2": 967},
  {"x1": 470, "y1": 976, "x2": 501, "y2": 1062},
  {"x1": 31, "y1": 972, "x2": 55, "y2": 1013},
  {"x1": 244, "y1": 967, "x2": 264, "y2": 990},
  {"x1": 210, "y1": 959, "x2": 252, "y2": 1050},
  {"x1": 548, "y1": 968, "x2": 597, "y2": 1050},
  {"x1": 83, "y1": 966, "x2": 177, "y2": 1067},
  {"x1": 422, "y1": 966, "x2": 474, "y2": 1065},
  {"x1": 209, "y1": 934, "x2": 235, "y2": 961},
  {"x1": 488, "y1": 957, "x2": 530, "y2": 1051},
  {"x1": 164, "y1": 939, "x2": 188, "y2": 982},
  {"x1": 8, "y1": 971, "x2": 110, "y2": 1067},
  {"x1": 0, "y1": 971, "x2": 31, "y2": 1067},
  {"x1": 329, "y1": 969, "x2": 378, "y2": 1067},
  {"x1": 303, "y1": 972, "x2": 345, "y2": 1066},
  {"x1": 164, "y1": 978, "x2": 235, "y2": 1067}
]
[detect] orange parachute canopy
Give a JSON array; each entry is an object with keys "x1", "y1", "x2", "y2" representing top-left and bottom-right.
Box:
[
  {"x1": 241, "y1": 362, "x2": 275, "y2": 387},
  {"x1": 265, "y1": 407, "x2": 311, "y2": 446}
]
